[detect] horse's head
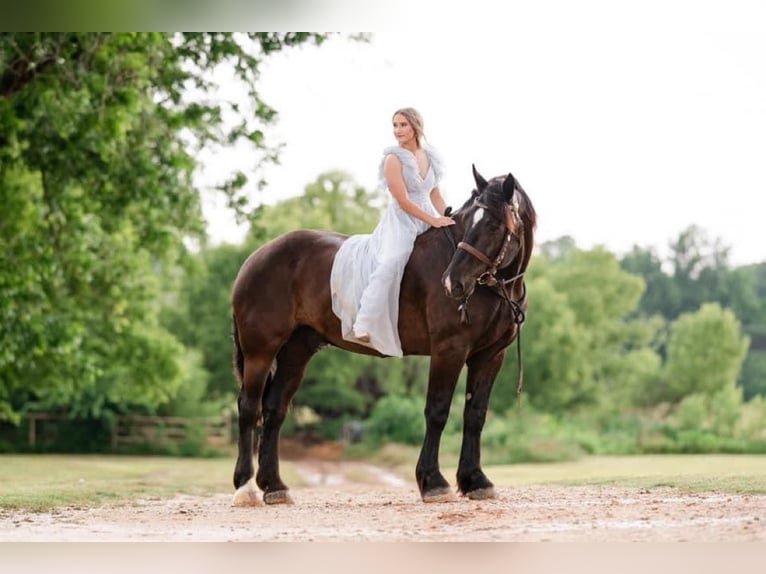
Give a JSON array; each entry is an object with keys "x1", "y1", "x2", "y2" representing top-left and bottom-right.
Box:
[{"x1": 441, "y1": 165, "x2": 536, "y2": 301}]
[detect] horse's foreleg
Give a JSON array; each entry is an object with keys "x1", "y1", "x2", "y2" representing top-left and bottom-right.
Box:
[
  {"x1": 256, "y1": 328, "x2": 322, "y2": 505},
  {"x1": 416, "y1": 353, "x2": 464, "y2": 503},
  {"x1": 456, "y1": 348, "x2": 506, "y2": 499},
  {"x1": 232, "y1": 355, "x2": 274, "y2": 507}
]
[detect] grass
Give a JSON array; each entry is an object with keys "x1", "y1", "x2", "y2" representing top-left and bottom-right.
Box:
[
  {"x1": 362, "y1": 445, "x2": 766, "y2": 494},
  {"x1": 2, "y1": 452, "x2": 766, "y2": 511},
  {"x1": 483, "y1": 454, "x2": 766, "y2": 494},
  {"x1": 0, "y1": 453, "x2": 300, "y2": 511}
]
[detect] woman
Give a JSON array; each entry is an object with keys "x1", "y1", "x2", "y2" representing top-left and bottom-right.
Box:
[{"x1": 330, "y1": 107, "x2": 454, "y2": 357}]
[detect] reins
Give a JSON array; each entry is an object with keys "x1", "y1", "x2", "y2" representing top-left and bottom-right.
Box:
[
  {"x1": 443, "y1": 200, "x2": 528, "y2": 409},
  {"x1": 498, "y1": 277, "x2": 527, "y2": 411}
]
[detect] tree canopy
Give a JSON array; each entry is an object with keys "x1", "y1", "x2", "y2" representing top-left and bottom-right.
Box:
[{"x1": 0, "y1": 33, "x2": 330, "y2": 422}]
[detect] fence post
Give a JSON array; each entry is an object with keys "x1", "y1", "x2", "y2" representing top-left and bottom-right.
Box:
[{"x1": 28, "y1": 414, "x2": 37, "y2": 447}]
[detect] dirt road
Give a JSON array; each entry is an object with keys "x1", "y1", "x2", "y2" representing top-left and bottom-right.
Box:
[{"x1": 2, "y1": 459, "x2": 765, "y2": 541}]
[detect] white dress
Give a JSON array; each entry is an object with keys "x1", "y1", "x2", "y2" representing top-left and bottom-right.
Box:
[{"x1": 330, "y1": 144, "x2": 445, "y2": 357}]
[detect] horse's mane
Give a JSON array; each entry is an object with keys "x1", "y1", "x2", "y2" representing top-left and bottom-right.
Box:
[{"x1": 454, "y1": 176, "x2": 537, "y2": 233}]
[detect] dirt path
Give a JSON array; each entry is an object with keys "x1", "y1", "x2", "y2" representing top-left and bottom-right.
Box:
[{"x1": 2, "y1": 460, "x2": 765, "y2": 541}]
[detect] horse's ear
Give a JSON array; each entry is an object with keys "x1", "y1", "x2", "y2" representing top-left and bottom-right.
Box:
[
  {"x1": 472, "y1": 164, "x2": 488, "y2": 191},
  {"x1": 503, "y1": 173, "x2": 516, "y2": 202}
]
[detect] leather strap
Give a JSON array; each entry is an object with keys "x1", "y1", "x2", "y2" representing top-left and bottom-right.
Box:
[{"x1": 457, "y1": 241, "x2": 493, "y2": 266}]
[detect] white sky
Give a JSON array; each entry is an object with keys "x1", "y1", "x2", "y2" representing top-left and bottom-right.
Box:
[{"x1": 200, "y1": 2, "x2": 766, "y2": 266}]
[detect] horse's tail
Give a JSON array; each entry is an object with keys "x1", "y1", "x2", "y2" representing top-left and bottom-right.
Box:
[{"x1": 232, "y1": 315, "x2": 245, "y2": 387}]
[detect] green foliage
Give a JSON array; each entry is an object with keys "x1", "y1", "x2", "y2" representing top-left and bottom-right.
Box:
[
  {"x1": 621, "y1": 245, "x2": 681, "y2": 318},
  {"x1": 248, "y1": 170, "x2": 384, "y2": 242},
  {"x1": 474, "y1": 409, "x2": 588, "y2": 463},
  {"x1": 298, "y1": 350, "x2": 371, "y2": 418},
  {"x1": 735, "y1": 395, "x2": 766, "y2": 441},
  {"x1": 0, "y1": 170, "x2": 187, "y2": 418},
  {"x1": 366, "y1": 395, "x2": 426, "y2": 446},
  {"x1": 623, "y1": 231, "x2": 766, "y2": 402},
  {"x1": 626, "y1": 226, "x2": 765, "y2": 331},
  {"x1": 673, "y1": 386, "x2": 743, "y2": 437},
  {"x1": 496, "y1": 246, "x2": 651, "y2": 414},
  {"x1": 740, "y1": 351, "x2": 766, "y2": 401},
  {"x1": 669, "y1": 225, "x2": 734, "y2": 316},
  {"x1": 495, "y1": 274, "x2": 593, "y2": 412},
  {"x1": 601, "y1": 346, "x2": 663, "y2": 409},
  {"x1": 546, "y1": 247, "x2": 645, "y2": 326},
  {"x1": 0, "y1": 32, "x2": 336, "y2": 424},
  {"x1": 663, "y1": 303, "x2": 749, "y2": 402},
  {"x1": 160, "y1": 244, "x2": 250, "y2": 400},
  {"x1": 157, "y1": 349, "x2": 225, "y2": 418}
]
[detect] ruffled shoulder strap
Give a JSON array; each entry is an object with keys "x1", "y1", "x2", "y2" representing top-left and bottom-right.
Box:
[
  {"x1": 423, "y1": 143, "x2": 445, "y2": 185},
  {"x1": 378, "y1": 146, "x2": 418, "y2": 189},
  {"x1": 377, "y1": 144, "x2": 444, "y2": 189}
]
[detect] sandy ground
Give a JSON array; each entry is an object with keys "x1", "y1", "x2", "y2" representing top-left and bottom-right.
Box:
[{"x1": 1, "y1": 459, "x2": 765, "y2": 542}]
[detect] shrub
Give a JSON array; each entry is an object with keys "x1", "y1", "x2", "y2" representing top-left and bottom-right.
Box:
[{"x1": 366, "y1": 395, "x2": 425, "y2": 446}]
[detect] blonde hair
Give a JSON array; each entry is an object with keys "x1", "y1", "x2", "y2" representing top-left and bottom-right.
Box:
[{"x1": 392, "y1": 107, "x2": 425, "y2": 146}]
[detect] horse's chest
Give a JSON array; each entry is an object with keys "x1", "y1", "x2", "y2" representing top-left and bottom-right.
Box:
[{"x1": 471, "y1": 298, "x2": 520, "y2": 344}]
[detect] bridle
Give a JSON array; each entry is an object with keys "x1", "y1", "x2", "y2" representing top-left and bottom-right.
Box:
[
  {"x1": 450, "y1": 194, "x2": 529, "y2": 409},
  {"x1": 456, "y1": 197, "x2": 526, "y2": 299}
]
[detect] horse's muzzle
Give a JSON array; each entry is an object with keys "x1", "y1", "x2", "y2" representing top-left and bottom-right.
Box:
[{"x1": 442, "y1": 272, "x2": 470, "y2": 300}]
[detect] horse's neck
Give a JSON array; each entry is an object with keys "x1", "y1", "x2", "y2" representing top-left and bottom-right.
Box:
[{"x1": 411, "y1": 225, "x2": 457, "y2": 271}]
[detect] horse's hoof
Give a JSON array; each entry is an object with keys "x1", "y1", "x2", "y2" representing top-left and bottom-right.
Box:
[
  {"x1": 232, "y1": 478, "x2": 262, "y2": 507},
  {"x1": 466, "y1": 486, "x2": 497, "y2": 500},
  {"x1": 264, "y1": 490, "x2": 294, "y2": 505},
  {"x1": 422, "y1": 487, "x2": 457, "y2": 503}
]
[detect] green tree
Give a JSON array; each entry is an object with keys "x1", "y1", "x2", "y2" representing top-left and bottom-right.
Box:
[
  {"x1": 494, "y1": 246, "x2": 655, "y2": 414},
  {"x1": 503, "y1": 271, "x2": 593, "y2": 412},
  {"x1": 160, "y1": 243, "x2": 249, "y2": 401},
  {"x1": 620, "y1": 245, "x2": 680, "y2": 319},
  {"x1": 249, "y1": 170, "x2": 384, "y2": 242},
  {"x1": 731, "y1": 263, "x2": 766, "y2": 400},
  {"x1": 662, "y1": 303, "x2": 749, "y2": 403},
  {"x1": 623, "y1": 232, "x2": 765, "y2": 403},
  {"x1": 740, "y1": 352, "x2": 766, "y2": 401},
  {"x1": 669, "y1": 225, "x2": 736, "y2": 317},
  {"x1": 0, "y1": 33, "x2": 333, "y2": 423},
  {"x1": 537, "y1": 235, "x2": 577, "y2": 262}
]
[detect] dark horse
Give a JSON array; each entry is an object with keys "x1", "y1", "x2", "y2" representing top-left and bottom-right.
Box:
[{"x1": 230, "y1": 166, "x2": 537, "y2": 505}]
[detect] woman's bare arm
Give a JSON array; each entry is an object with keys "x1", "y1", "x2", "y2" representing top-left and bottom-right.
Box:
[
  {"x1": 384, "y1": 155, "x2": 454, "y2": 227},
  {"x1": 429, "y1": 187, "x2": 448, "y2": 216}
]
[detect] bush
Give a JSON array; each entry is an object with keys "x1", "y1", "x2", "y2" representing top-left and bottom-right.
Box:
[
  {"x1": 366, "y1": 395, "x2": 425, "y2": 446},
  {"x1": 460, "y1": 409, "x2": 587, "y2": 464}
]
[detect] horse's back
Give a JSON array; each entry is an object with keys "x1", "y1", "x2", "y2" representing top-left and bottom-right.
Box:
[
  {"x1": 232, "y1": 230, "x2": 347, "y2": 339},
  {"x1": 234, "y1": 229, "x2": 343, "y2": 289}
]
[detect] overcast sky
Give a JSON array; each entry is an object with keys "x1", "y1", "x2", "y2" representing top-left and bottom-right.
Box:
[{"x1": 199, "y1": 2, "x2": 766, "y2": 266}]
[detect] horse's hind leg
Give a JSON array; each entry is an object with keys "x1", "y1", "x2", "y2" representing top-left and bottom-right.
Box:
[
  {"x1": 257, "y1": 327, "x2": 324, "y2": 505},
  {"x1": 456, "y1": 348, "x2": 506, "y2": 500},
  {"x1": 232, "y1": 353, "x2": 276, "y2": 507}
]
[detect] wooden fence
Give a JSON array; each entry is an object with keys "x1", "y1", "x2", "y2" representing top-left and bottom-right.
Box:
[
  {"x1": 26, "y1": 412, "x2": 232, "y2": 450},
  {"x1": 110, "y1": 414, "x2": 232, "y2": 450}
]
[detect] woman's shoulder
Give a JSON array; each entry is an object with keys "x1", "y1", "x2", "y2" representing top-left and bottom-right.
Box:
[
  {"x1": 380, "y1": 146, "x2": 416, "y2": 171},
  {"x1": 377, "y1": 144, "x2": 445, "y2": 185},
  {"x1": 381, "y1": 146, "x2": 408, "y2": 162},
  {"x1": 378, "y1": 146, "x2": 414, "y2": 188}
]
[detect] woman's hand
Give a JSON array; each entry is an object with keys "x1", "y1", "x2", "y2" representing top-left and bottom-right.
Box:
[{"x1": 431, "y1": 215, "x2": 455, "y2": 228}]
